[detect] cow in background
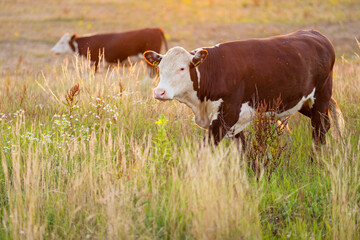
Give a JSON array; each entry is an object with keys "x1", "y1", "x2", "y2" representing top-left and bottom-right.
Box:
[{"x1": 51, "y1": 27, "x2": 168, "y2": 74}]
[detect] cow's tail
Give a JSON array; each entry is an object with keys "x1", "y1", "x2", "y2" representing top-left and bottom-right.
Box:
[
  {"x1": 328, "y1": 97, "x2": 345, "y2": 141},
  {"x1": 159, "y1": 28, "x2": 168, "y2": 52}
]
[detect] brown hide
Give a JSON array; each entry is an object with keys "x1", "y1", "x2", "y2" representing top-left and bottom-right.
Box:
[{"x1": 72, "y1": 28, "x2": 168, "y2": 68}]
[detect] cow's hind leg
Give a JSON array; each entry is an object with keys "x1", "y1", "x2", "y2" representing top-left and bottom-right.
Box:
[
  {"x1": 299, "y1": 104, "x2": 312, "y2": 118},
  {"x1": 311, "y1": 98, "x2": 331, "y2": 145},
  {"x1": 311, "y1": 72, "x2": 333, "y2": 145}
]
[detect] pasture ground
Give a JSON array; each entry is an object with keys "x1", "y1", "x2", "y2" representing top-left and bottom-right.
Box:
[{"x1": 0, "y1": 0, "x2": 359, "y2": 239}]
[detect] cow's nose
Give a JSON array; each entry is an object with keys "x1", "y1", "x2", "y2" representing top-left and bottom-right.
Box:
[
  {"x1": 154, "y1": 88, "x2": 166, "y2": 99},
  {"x1": 51, "y1": 49, "x2": 59, "y2": 55}
]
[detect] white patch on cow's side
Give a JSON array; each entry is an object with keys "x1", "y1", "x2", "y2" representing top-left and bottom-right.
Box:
[
  {"x1": 225, "y1": 102, "x2": 255, "y2": 138},
  {"x1": 215, "y1": 43, "x2": 221, "y2": 47},
  {"x1": 224, "y1": 88, "x2": 317, "y2": 138},
  {"x1": 307, "y1": 88, "x2": 316, "y2": 108},
  {"x1": 277, "y1": 88, "x2": 316, "y2": 119},
  {"x1": 51, "y1": 33, "x2": 75, "y2": 55}
]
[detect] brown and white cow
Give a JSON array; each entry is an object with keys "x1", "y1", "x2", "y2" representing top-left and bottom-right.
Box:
[
  {"x1": 51, "y1": 27, "x2": 168, "y2": 72},
  {"x1": 144, "y1": 30, "x2": 344, "y2": 147}
]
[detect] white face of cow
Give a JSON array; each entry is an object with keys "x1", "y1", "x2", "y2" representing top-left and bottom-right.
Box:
[
  {"x1": 51, "y1": 33, "x2": 75, "y2": 55},
  {"x1": 144, "y1": 47, "x2": 208, "y2": 102}
]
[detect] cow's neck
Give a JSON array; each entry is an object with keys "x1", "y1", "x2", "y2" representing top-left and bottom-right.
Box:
[
  {"x1": 190, "y1": 64, "x2": 205, "y2": 101},
  {"x1": 185, "y1": 64, "x2": 212, "y2": 128},
  {"x1": 186, "y1": 54, "x2": 228, "y2": 128},
  {"x1": 175, "y1": 91, "x2": 210, "y2": 129},
  {"x1": 176, "y1": 91, "x2": 223, "y2": 129}
]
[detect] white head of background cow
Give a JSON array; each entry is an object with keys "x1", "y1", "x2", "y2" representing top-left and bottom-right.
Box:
[
  {"x1": 51, "y1": 33, "x2": 77, "y2": 55},
  {"x1": 144, "y1": 47, "x2": 208, "y2": 102}
]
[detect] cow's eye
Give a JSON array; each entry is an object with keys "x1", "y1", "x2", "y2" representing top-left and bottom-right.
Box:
[{"x1": 180, "y1": 67, "x2": 185, "y2": 71}]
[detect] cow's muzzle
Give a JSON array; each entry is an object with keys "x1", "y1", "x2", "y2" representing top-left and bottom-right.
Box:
[
  {"x1": 51, "y1": 49, "x2": 60, "y2": 55},
  {"x1": 154, "y1": 88, "x2": 167, "y2": 100}
]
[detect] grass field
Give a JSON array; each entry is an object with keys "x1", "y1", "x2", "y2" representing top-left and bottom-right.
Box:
[{"x1": 1, "y1": 0, "x2": 360, "y2": 239}]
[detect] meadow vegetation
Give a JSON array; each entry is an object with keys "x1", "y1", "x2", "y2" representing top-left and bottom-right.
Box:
[{"x1": 0, "y1": 0, "x2": 359, "y2": 239}]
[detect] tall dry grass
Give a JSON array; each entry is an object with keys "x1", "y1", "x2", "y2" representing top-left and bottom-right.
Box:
[
  {"x1": 0, "y1": 113, "x2": 262, "y2": 239},
  {"x1": 321, "y1": 142, "x2": 360, "y2": 240}
]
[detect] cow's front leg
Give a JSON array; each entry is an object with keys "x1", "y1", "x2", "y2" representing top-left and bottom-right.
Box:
[
  {"x1": 208, "y1": 118, "x2": 228, "y2": 145},
  {"x1": 206, "y1": 102, "x2": 241, "y2": 145}
]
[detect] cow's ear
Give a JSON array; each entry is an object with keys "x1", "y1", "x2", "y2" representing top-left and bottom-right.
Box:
[
  {"x1": 143, "y1": 51, "x2": 162, "y2": 67},
  {"x1": 192, "y1": 49, "x2": 208, "y2": 67}
]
